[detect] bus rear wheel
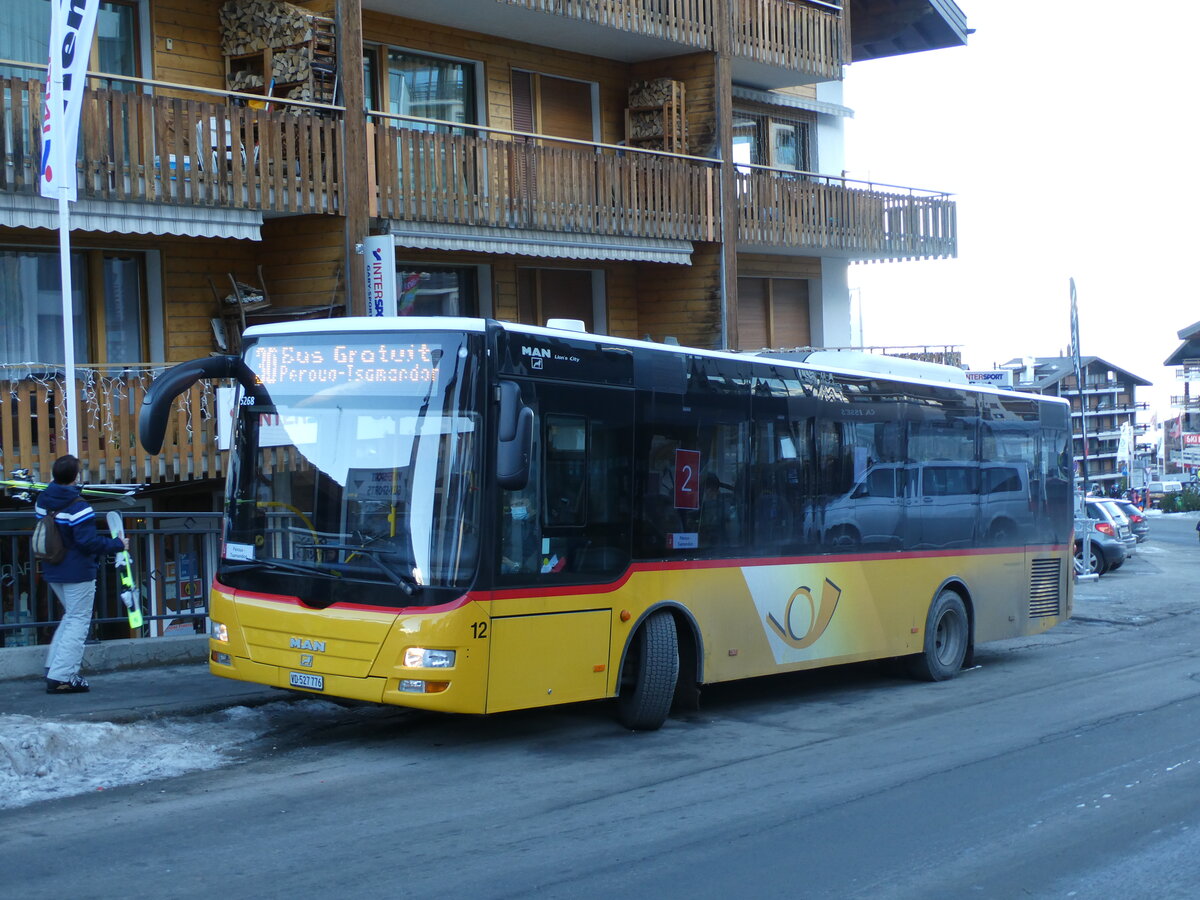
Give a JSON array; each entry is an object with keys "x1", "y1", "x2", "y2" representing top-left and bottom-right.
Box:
[
  {"x1": 909, "y1": 589, "x2": 968, "y2": 682},
  {"x1": 617, "y1": 610, "x2": 679, "y2": 731}
]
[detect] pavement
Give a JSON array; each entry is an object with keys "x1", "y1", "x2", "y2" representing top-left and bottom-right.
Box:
[{"x1": 0, "y1": 662, "x2": 284, "y2": 723}]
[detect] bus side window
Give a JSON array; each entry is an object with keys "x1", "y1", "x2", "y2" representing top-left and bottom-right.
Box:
[{"x1": 544, "y1": 415, "x2": 587, "y2": 526}]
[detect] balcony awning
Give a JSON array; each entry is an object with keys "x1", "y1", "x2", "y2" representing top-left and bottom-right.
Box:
[
  {"x1": 386, "y1": 222, "x2": 693, "y2": 265},
  {"x1": 732, "y1": 85, "x2": 853, "y2": 118},
  {"x1": 0, "y1": 195, "x2": 262, "y2": 241}
]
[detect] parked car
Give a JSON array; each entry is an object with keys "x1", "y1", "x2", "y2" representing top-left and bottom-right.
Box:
[
  {"x1": 1074, "y1": 517, "x2": 1127, "y2": 575},
  {"x1": 1084, "y1": 498, "x2": 1137, "y2": 557},
  {"x1": 1147, "y1": 480, "x2": 1184, "y2": 506},
  {"x1": 1111, "y1": 499, "x2": 1149, "y2": 542}
]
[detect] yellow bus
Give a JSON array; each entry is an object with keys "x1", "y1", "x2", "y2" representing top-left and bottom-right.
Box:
[{"x1": 140, "y1": 318, "x2": 1074, "y2": 730}]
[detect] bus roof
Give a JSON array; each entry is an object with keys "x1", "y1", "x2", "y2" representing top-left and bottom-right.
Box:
[{"x1": 241, "y1": 317, "x2": 1067, "y2": 406}]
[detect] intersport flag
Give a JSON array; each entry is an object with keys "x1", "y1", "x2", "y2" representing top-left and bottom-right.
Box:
[{"x1": 40, "y1": 0, "x2": 102, "y2": 201}]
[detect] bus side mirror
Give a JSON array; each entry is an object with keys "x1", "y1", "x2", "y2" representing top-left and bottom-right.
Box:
[
  {"x1": 496, "y1": 381, "x2": 533, "y2": 491},
  {"x1": 139, "y1": 356, "x2": 260, "y2": 454}
]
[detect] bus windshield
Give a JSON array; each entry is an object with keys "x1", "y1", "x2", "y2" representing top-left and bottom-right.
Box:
[{"x1": 219, "y1": 331, "x2": 484, "y2": 607}]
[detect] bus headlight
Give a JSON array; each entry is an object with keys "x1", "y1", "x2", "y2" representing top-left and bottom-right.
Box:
[
  {"x1": 404, "y1": 647, "x2": 455, "y2": 668},
  {"x1": 210, "y1": 621, "x2": 229, "y2": 643}
]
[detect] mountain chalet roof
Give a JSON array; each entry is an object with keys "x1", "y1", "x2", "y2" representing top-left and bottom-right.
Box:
[
  {"x1": 999, "y1": 356, "x2": 1152, "y2": 391},
  {"x1": 1164, "y1": 319, "x2": 1200, "y2": 367}
]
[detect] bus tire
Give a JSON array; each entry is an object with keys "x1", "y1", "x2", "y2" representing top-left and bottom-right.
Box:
[
  {"x1": 617, "y1": 610, "x2": 679, "y2": 731},
  {"x1": 909, "y1": 589, "x2": 968, "y2": 682}
]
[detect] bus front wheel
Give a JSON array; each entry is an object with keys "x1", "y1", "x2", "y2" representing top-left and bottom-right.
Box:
[
  {"x1": 909, "y1": 589, "x2": 969, "y2": 682},
  {"x1": 617, "y1": 610, "x2": 679, "y2": 731}
]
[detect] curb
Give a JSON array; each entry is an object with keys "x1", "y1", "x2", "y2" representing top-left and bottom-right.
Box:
[{"x1": 0, "y1": 635, "x2": 208, "y2": 681}]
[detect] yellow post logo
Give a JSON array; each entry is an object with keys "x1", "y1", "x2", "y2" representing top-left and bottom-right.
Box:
[{"x1": 766, "y1": 578, "x2": 843, "y2": 649}]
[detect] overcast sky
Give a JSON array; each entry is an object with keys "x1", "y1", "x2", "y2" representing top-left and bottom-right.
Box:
[{"x1": 842, "y1": 1, "x2": 1197, "y2": 421}]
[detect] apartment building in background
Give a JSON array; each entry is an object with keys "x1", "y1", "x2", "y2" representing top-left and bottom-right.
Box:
[
  {"x1": 1164, "y1": 319, "x2": 1200, "y2": 475},
  {"x1": 1002, "y1": 356, "x2": 1151, "y2": 491},
  {"x1": 1, "y1": 0, "x2": 966, "y2": 500}
]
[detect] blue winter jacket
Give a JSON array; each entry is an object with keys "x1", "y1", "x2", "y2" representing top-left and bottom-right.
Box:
[{"x1": 34, "y1": 482, "x2": 124, "y2": 583}]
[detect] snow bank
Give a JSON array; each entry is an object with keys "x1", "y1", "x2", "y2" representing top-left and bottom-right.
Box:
[{"x1": 0, "y1": 700, "x2": 347, "y2": 809}]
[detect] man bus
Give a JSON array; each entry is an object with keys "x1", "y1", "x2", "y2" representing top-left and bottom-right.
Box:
[{"x1": 139, "y1": 318, "x2": 1073, "y2": 730}]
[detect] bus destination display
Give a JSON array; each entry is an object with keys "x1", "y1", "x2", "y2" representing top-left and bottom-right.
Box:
[{"x1": 249, "y1": 341, "x2": 443, "y2": 388}]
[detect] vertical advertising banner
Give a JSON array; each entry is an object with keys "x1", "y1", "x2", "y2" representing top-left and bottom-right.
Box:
[
  {"x1": 41, "y1": 0, "x2": 102, "y2": 201},
  {"x1": 363, "y1": 234, "x2": 397, "y2": 317}
]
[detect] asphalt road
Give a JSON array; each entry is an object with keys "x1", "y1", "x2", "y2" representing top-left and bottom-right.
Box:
[{"x1": 6, "y1": 515, "x2": 1200, "y2": 899}]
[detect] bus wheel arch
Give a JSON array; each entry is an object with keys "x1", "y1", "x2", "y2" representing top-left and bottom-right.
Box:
[
  {"x1": 909, "y1": 581, "x2": 973, "y2": 681},
  {"x1": 615, "y1": 603, "x2": 699, "y2": 730}
]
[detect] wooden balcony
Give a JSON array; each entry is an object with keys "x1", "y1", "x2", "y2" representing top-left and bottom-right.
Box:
[
  {"x1": 497, "y1": 0, "x2": 845, "y2": 78},
  {"x1": 0, "y1": 367, "x2": 221, "y2": 485},
  {"x1": 0, "y1": 73, "x2": 343, "y2": 216},
  {"x1": 371, "y1": 116, "x2": 720, "y2": 243},
  {"x1": 501, "y1": 0, "x2": 714, "y2": 48},
  {"x1": 731, "y1": 0, "x2": 847, "y2": 80},
  {"x1": 736, "y1": 167, "x2": 957, "y2": 261}
]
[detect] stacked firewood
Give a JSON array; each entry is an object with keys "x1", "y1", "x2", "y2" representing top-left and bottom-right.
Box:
[
  {"x1": 219, "y1": 0, "x2": 326, "y2": 55},
  {"x1": 626, "y1": 78, "x2": 687, "y2": 152},
  {"x1": 628, "y1": 77, "x2": 681, "y2": 110},
  {"x1": 227, "y1": 69, "x2": 265, "y2": 91},
  {"x1": 271, "y1": 47, "x2": 311, "y2": 83}
]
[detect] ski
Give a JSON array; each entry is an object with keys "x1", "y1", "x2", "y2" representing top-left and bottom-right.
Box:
[
  {"x1": 2, "y1": 470, "x2": 138, "y2": 504},
  {"x1": 106, "y1": 511, "x2": 144, "y2": 630}
]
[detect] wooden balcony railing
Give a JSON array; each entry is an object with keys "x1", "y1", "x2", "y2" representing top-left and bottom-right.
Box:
[
  {"x1": 372, "y1": 115, "x2": 720, "y2": 242},
  {"x1": 501, "y1": 0, "x2": 713, "y2": 48},
  {"x1": 1, "y1": 69, "x2": 343, "y2": 215},
  {"x1": 731, "y1": 0, "x2": 847, "y2": 79},
  {"x1": 0, "y1": 367, "x2": 222, "y2": 485},
  {"x1": 736, "y1": 167, "x2": 957, "y2": 261}
]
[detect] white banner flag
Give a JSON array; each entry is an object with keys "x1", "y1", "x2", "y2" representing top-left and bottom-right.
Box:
[{"x1": 41, "y1": 0, "x2": 102, "y2": 201}]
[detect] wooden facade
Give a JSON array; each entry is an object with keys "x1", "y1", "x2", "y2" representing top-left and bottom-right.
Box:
[{"x1": 0, "y1": 0, "x2": 963, "y2": 484}]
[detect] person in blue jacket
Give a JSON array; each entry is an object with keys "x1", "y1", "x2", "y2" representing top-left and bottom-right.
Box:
[{"x1": 35, "y1": 455, "x2": 127, "y2": 694}]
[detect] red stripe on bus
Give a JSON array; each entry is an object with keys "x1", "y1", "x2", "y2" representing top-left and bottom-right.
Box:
[{"x1": 213, "y1": 543, "x2": 1068, "y2": 612}]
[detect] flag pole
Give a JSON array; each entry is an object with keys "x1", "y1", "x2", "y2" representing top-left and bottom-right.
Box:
[
  {"x1": 57, "y1": 85, "x2": 79, "y2": 458},
  {"x1": 1070, "y1": 277, "x2": 1090, "y2": 494},
  {"x1": 44, "y1": 0, "x2": 101, "y2": 461}
]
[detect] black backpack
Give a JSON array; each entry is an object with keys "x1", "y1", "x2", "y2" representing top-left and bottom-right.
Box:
[{"x1": 32, "y1": 513, "x2": 68, "y2": 565}]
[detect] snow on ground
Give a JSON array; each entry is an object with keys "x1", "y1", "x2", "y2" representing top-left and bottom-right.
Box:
[{"x1": 0, "y1": 700, "x2": 349, "y2": 810}]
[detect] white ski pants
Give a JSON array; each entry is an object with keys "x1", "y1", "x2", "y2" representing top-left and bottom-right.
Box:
[{"x1": 46, "y1": 580, "x2": 97, "y2": 682}]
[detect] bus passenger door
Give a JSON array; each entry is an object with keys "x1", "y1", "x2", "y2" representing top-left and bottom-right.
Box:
[{"x1": 490, "y1": 383, "x2": 633, "y2": 711}]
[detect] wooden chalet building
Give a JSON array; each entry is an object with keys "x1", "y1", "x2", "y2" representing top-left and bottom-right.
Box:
[{"x1": 1, "y1": 0, "x2": 966, "y2": 497}]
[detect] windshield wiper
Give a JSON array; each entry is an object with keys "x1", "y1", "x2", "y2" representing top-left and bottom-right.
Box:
[{"x1": 307, "y1": 543, "x2": 423, "y2": 595}]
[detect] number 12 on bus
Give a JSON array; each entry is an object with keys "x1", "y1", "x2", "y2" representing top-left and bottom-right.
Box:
[{"x1": 139, "y1": 318, "x2": 1073, "y2": 731}]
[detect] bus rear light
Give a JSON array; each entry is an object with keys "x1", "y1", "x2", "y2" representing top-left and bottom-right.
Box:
[{"x1": 399, "y1": 679, "x2": 449, "y2": 694}]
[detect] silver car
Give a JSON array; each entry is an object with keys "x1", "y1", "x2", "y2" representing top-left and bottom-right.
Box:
[{"x1": 1085, "y1": 498, "x2": 1138, "y2": 556}]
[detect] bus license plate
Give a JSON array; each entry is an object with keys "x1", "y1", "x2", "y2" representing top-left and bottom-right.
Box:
[{"x1": 289, "y1": 672, "x2": 324, "y2": 691}]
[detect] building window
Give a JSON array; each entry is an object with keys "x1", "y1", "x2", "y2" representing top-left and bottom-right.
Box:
[
  {"x1": 731, "y1": 110, "x2": 812, "y2": 172},
  {"x1": 0, "y1": 248, "x2": 146, "y2": 366},
  {"x1": 2, "y1": 0, "x2": 141, "y2": 81},
  {"x1": 397, "y1": 265, "x2": 478, "y2": 317},
  {"x1": 365, "y1": 46, "x2": 478, "y2": 134},
  {"x1": 517, "y1": 268, "x2": 601, "y2": 331},
  {"x1": 736, "y1": 277, "x2": 810, "y2": 350}
]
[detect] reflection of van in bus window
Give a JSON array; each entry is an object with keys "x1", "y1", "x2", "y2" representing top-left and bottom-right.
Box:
[
  {"x1": 828, "y1": 462, "x2": 906, "y2": 549},
  {"x1": 821, "y1": 461, "x2": 1032, "y2": 550},
  {"x1": 979, "y1": 463, "x2": 1033, "y2": 545}
]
